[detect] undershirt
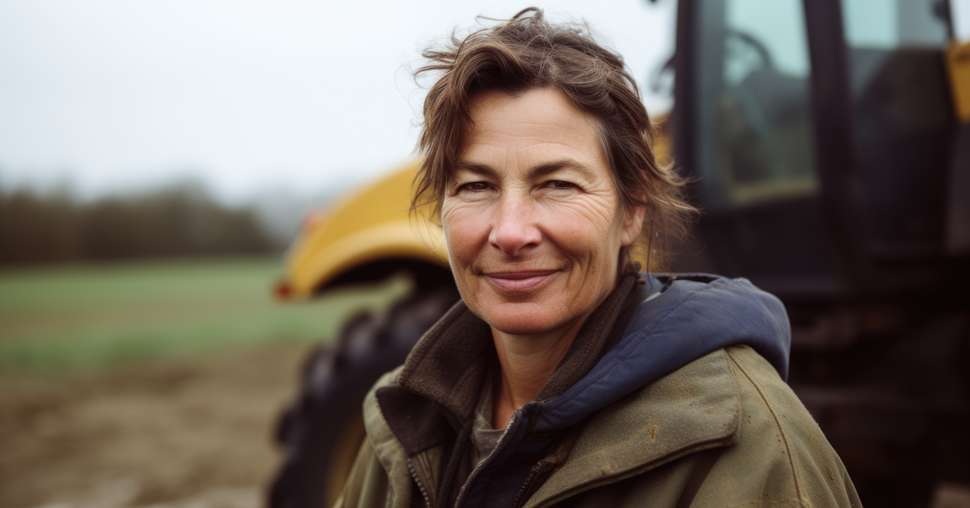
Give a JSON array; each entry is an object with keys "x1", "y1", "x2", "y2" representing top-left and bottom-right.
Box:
[{"x1": 470, "y1": 377, "x2": 508, "y2": 466}]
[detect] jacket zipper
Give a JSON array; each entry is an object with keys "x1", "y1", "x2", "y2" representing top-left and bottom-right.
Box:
[
  {"x1": 406, "y1": 458, "x2": 433, "y2": 508},
  {"x1": 511, "y1": 460, "x2": 553, "y2": 508},
  {"x1": 453, "y1": 410, "x2": 522, "y2": 507}
]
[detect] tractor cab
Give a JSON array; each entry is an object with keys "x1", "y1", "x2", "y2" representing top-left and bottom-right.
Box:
[
  {"x1": 674, "y1": 0, "x2": 969, "y2": 301},
  {"x1": 672, "y1": 2, "x2": 970, "y2": 503}
]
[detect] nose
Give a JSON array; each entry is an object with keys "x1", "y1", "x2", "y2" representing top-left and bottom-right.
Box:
[{"x1": 488, "y1": 193, "x2": 541, "y2": 257}]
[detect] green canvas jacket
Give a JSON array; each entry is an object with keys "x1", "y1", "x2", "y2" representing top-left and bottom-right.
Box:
[
  {"x1": 338, "y1": 344, "x2": 861, "y2": 507},
  {"x1": 336, "y1": 274, "x2": 861, "y2": 507}
]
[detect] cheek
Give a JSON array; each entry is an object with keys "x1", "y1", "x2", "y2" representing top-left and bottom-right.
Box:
[
  {"x1": 537, "y1": 197, "x2": 620, "y2": 261},
  {"x1": 441, "y1": 200, "x2": 489, "y2": 267}
]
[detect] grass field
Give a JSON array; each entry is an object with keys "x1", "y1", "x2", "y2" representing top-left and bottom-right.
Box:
[
  {"x1": 0, "y1": 256, "x2": 408, "y2": 374},
  {"x1": 0, "y1": 257, "x2": 413, "y2": 507}
]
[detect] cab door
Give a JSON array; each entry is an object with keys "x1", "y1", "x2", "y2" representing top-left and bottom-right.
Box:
[{"x1": 673, "y1": 0, "x2": 959, "y2": 300}]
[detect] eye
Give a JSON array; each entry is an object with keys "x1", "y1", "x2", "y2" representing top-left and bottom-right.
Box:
[
  {"x1": 543, "y1": 180, "x2": 578, "y2": 190},
  {"x1": 455, "y1": 181, "x2": 493, "y2": 193}
]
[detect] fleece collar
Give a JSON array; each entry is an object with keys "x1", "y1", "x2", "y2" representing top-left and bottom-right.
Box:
[{"x1": 375, "y1": 272, "x2": 644, "y2": 456}]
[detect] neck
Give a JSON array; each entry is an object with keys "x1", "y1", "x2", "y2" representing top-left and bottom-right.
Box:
[{"x1": 490, "y1": 319, "x2": 585, "y2": 429}]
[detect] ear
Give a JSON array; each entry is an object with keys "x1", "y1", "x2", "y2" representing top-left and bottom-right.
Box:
[{"x1": 620, "y1": 204, "x2": 647, "y2": 246}]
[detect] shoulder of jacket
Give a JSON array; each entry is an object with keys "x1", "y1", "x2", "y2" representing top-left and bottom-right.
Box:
[
  {"x1": 356, "y1": 365, "x2": 416, "y2": 502},
  {"x1": 361, "y1": 365, "x2": 405, "y2": 453},
  {"x1": 717, "y1": 345, "x2": 859, "y2": 507},
  {"x1": 723, "y1": 345, "x2": 819, "y2": 443}
]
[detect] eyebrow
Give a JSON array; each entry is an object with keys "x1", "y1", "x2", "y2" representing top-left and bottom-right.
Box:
[{"x1": 453, "y1": 158, "x2": 595, "y2": 180}]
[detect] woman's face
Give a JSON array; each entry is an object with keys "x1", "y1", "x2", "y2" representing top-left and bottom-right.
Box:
[{"x1": 441, "y1": 87, "x2": 645, "y2": 336}]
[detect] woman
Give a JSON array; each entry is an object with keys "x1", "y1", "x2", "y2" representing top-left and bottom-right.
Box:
[{"x1": 338, "y1": 8, "x2": 860, "y2": 508}]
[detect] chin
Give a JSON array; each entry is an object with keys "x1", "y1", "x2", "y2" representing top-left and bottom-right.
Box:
[{"x1": 479, "y1": 303, "x2": 567, "y2": 336}]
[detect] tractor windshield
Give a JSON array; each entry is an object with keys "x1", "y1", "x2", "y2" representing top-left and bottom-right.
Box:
[
  {"x1": 683, "y1": 0, "x2": 955, "y2": 290},
  {"x1": 690, "y1": 0, "x2": 950, "y2": 210},
  {"x1": 691, "y1": 0, "x2": 817, "y2": 210}
]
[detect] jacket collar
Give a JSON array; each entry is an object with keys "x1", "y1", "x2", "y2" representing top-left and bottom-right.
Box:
[{"x1": 376, "y1": 273, "x2": 643, "y2": 456}]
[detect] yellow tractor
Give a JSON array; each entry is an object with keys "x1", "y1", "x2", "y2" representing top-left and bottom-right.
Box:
[{"x1": 270, "y1": 1, "x2": 970, "y2": 507}]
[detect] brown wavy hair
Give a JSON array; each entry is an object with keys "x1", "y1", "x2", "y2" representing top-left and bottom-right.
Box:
[{"x1": 412, "y1": 7, "x2": 694, "y2": 270}]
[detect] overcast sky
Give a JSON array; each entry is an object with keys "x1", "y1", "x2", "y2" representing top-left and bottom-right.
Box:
[
  {"x1": 3, "y1": 1, "x2": 968, "y2": 204},
  {"x1": 0, "y1": 1, "x2": 675, "y2": 203}
]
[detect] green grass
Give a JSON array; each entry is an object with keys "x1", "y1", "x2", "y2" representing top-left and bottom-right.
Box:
[{"x1": 0, "y1": 257, "x2": 409, "y2": 374}]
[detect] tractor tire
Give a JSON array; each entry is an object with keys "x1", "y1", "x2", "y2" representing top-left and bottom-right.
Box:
[{"x1": 268, "y1": 284, "x2": 458, "y2": 508}]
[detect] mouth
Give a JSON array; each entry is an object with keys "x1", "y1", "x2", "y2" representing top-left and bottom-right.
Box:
[{"x1": 482, "y1": 269, "x2": 560, "y2": 293}]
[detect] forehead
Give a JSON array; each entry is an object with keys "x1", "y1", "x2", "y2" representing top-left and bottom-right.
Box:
[{"x1": 459, "y1": 87, "x2": 608, "y2": 169}]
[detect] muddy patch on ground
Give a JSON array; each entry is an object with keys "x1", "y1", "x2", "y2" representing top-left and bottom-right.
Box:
[{"x1": 0, "y1": 343, "x2": 313, "y2": 508}]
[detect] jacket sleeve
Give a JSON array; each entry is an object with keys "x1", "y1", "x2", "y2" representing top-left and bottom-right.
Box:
[{"x1": 334, "y1": 438, "x2": 391, "y2": 508}]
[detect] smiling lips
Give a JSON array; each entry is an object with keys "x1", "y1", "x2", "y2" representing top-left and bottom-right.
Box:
[{"x1": 483, "y1": 269, "x2": 559, "y2": 292}]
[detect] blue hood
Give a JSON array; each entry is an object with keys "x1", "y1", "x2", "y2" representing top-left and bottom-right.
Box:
[{"x1": 534, "y1": 274, "x2": 791, "y2": 431}]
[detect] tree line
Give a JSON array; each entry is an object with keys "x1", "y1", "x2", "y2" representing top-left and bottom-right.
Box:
[{"x1": 0, "y1": 181, "x2": 280, "y2": 265}]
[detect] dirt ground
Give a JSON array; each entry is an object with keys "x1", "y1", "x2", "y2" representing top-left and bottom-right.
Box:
[
  {"x1": 0, "y1": 342, "x2": 314, "y2": 508},
  {"x1": 4, "y1": 341, "x2": 970, "y2": 508}
]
